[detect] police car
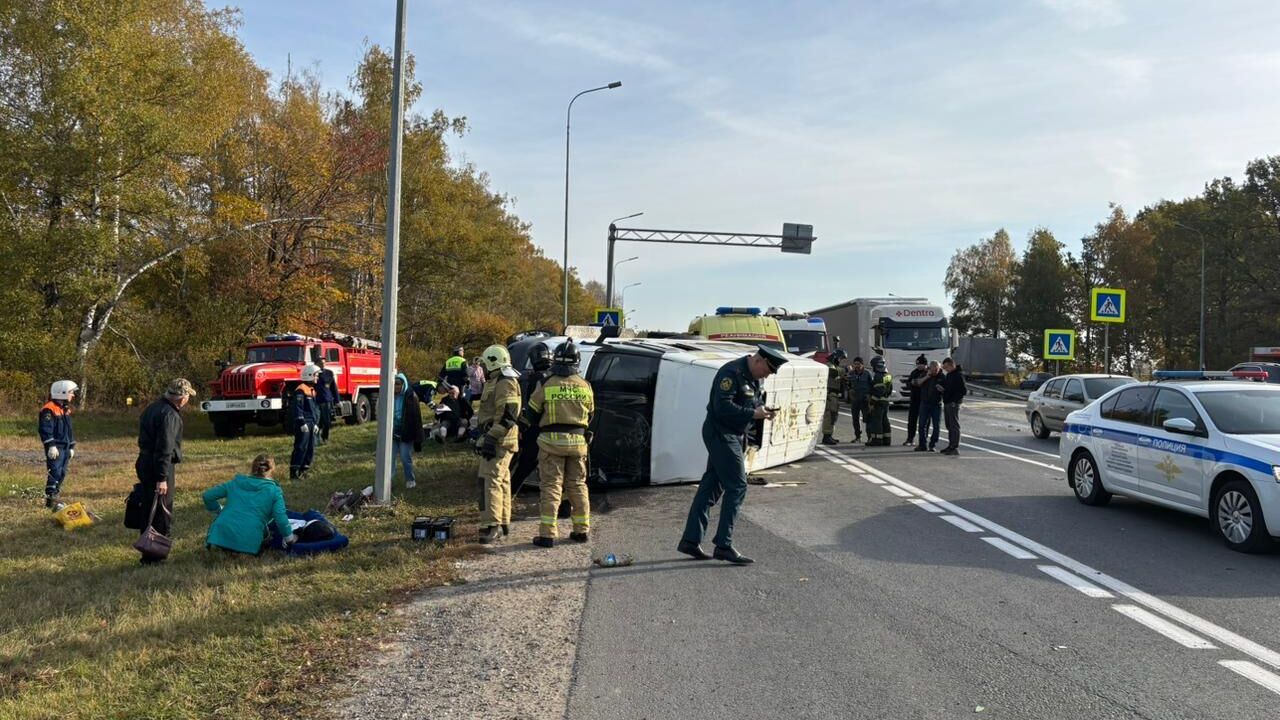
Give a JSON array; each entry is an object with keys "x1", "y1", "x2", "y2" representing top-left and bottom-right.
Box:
[{"x1": 1060, "y1": 371, "x2": 1280, "y2": 552}]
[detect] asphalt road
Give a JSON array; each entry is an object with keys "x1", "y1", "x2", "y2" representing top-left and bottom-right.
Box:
[{"x1": 565, "y1": 399, "x2": 1280, "y2": 719}]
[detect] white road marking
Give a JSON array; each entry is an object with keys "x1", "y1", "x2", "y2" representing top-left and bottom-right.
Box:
[
  {"x1": 883, "y1": 485, "x2": 914, "y2": 498},
  {"x1": 858, "y1": 473, "x2": 885, "y2": 484},
  {"x1": 939, "y1": 515, "x2": 983, "y2": 533},
  {"x1": 1038, "y1": 565, "x2": 1115, "y2": 598},
  {"x1": 1219, "y1": 661, "x2": 1280, "y2": 697},
  {"x1": 1112, "y1": 605, "x2": 1217, "y2": 649},
  {"x1": 834, "y1": 453, "x2": 1280, "y2": 671},
  {"x1": 887, "y1": 419, "x2": 1060, "y2": 471},
  {"x1": 982, "y1": 536, "x2": 1037, "y2": 559},
  {"x1": 908, "y1": 499, "x2": 944, "y2": 514}
]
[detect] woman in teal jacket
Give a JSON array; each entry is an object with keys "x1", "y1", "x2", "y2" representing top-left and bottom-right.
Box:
[{"x1": 203, "y1": 455, "x2": 296, "y2": 554}]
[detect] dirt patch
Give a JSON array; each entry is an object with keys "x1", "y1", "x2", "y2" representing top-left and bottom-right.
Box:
[{"x1": 337, "y1": 514, "x2": 593, "y2": 720}]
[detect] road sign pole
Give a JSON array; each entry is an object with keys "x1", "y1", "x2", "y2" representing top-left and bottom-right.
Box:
[{"x1": 1104, "y1": 324, "x2": 1110, "y2": 375}]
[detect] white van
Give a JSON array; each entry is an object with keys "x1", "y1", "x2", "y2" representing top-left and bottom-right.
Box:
[{"x1": 512, "y1": 335, "x2": 826, "y2": 485}]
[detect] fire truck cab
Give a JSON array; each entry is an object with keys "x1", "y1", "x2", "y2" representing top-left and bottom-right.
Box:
[{"x1": 201, "y1": 331, "x2": 382, "y2": 438}]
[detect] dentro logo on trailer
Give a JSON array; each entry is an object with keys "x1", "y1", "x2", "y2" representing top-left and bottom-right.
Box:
[{"x1": 894, "y1": 309, "x2": 937, "y2": 318}]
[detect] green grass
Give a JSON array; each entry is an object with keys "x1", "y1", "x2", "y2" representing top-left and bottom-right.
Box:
[{"x1": 0, "y1": 410, "x2": 482, "y2": 719}]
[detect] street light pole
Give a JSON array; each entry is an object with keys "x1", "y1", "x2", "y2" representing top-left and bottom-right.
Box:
[
  {"x1": 620, "y1": 282, "x2": 641, "y2": 311},
  {"x1": 562, "y1": 81, "x2": 622, "y2": 329},
  {"x1": 373, "y1": 0, "x2": 408, "y2": 504}
]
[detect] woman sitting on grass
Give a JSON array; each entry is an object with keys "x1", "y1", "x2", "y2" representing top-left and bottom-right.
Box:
[{"x1": 202, "y1": 454, "x2": 296, "y2": 555}]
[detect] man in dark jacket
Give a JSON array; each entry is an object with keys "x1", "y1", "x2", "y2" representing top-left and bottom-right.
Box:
[
  {"x1": 845, "y1": 357, "x2": 873, "y2": 443},
  {"x1": 679, "y1": 346, "x2": 788, "y2": 565},
  {"x1": 135, "y1": 378, "x2": 196, "y2": 563},
  {"x1": 439, "y1": 346, "x2": 469, "y2": 399},
  {"x1": 914, "y1": 361, "x2": 943, "y2": 452},
  {"x1": 939, "y1": 358, "x2": 967, "y2": 455},
  {"x1": 314, "y1": 358, "x2": 340, "y2": 444},
  {"x1": 903, "y1": 355, "x2": 927, "y2": 446}
]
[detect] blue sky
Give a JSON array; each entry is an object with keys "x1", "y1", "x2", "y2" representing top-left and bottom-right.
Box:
[{"x1": 235, "y1": 0, "x2": 1280, "y2": 331}]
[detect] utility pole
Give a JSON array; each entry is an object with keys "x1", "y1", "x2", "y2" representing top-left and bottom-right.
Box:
[{"x1": 373, "y1": 0, "x2": 408, "y2": 504}]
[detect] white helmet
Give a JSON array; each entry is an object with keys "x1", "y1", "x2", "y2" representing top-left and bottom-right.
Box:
[
  {"x1": 300, "y1": 364, "x2": 321, "y2": 383},
  {"x1": 50, "y1": 380, "x2": 79, "y2": 401},
  {"x1": 480, "y1": 344, "x2": 512, "y2": 373}
]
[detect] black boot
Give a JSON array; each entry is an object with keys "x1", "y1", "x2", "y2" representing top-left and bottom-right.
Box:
[
  {"x1": 501, "y1": 524, "x2": 510, "y2": 537},
  {"x1": 570, "y1": 532, "x2": 589, "y2": 543},
  {"x1": 822, "y1": 434, "x2": 838, "y2": 446},
  {"x1": 532, "y1": 536, "x2": 554, "y2": 548}
]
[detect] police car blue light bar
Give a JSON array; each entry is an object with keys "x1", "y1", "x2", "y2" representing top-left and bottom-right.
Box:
[
  {"x1": 716, "y1": 307, "x2": 761, "y2": 316},
  {"x1": 808, "y1": 317, "x2": 824, "y2": 324},
  {"x1": 1152, "y1": 370, "x2": 1241, "y2": 381}
]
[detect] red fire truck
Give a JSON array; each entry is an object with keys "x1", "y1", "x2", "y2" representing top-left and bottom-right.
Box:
[{"x1": 200, "y1": 331, "x2": 383, "y2": 438}]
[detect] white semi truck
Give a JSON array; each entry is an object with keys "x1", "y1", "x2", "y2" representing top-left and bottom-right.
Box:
[{"x1": 808, "y1": 297, "x2": 956, "y2": 402}]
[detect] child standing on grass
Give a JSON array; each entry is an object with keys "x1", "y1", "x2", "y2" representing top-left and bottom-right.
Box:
[{"x1": 38, "y1": 380, "x2": 78, "y2": 510}]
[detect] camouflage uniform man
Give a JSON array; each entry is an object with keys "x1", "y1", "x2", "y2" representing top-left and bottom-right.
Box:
[
  {"x1": 822, "y1": 349, "x2": 848, "y2": 445},
  {"x1": 866, "y1": 356, "x2": 894, "y2": 446}
]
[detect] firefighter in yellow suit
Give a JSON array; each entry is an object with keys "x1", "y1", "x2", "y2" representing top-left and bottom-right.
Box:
[
  {"x1": 522, "y1": 341, "x2": 594, "y2": 547},
  {"x1": 475, "y1": 344, "x2": 522, "y2": 544}
]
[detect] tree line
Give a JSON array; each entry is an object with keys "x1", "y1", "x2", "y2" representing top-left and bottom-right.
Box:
[
  {"x1": 945, "y1": 156, "x2": 1280, "y2": 375},
  {"x1": 0, "y1": 0, "x2": 601, "y2": 407}
]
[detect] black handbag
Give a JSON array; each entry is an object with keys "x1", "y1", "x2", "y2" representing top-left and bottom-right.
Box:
[
  {"x1": 133, "y1": 495, "x2": 172, "y2": 561},
  {"x1": 124, "y1": 484, "x2": 148, "y2": 530}
]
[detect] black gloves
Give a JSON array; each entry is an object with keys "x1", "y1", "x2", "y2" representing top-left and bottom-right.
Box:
[{"x1": 478, "y1": 434, "x2": 497, "y2": 460}]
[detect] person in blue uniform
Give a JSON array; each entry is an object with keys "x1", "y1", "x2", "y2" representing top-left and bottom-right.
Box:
[
  {"x1": 678, "y1": 346, "x2": 788, "y2": 565},
  {"x1": 314, "y1": 358, "x2": 340, "y2": 444},
  {"x1": 38, "y1": 380, "x2": 78, "y2": 509},
  {"x1": 290, "y1": 365, "x2": 321, "y2": 479}
]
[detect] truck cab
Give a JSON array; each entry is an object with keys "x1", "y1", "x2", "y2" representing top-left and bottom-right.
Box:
[{"x1": 202, "y1": 331, "x2": 382, "y2": 437}]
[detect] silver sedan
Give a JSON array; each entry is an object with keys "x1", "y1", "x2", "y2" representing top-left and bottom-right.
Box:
[{"x1": 1026, "y1": 374, "x2": 1137, "y2": 438}]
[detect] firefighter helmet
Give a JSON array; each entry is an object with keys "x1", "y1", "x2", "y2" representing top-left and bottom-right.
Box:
[
  {"x1": 481, "y1": 344, "x2": 511, "y2": 372},
  {"x1": 553, "y1": 341, "x2": 581, "y2": 369},
  {"x1": 829, "y1": 349, "x2": 848, "y2": 365},
  {"x1": 300, "y1": 364, "x2": 321, "y2": 383},
  {"x1": 529, "y1": 343, "x2": 553, "y2": 372},
  {"x1": 870, "y1": 356, "x2": 886, "y2": 371},
  {"x1": 50, "y1": 380, "x2": 78, "y2": 401}
]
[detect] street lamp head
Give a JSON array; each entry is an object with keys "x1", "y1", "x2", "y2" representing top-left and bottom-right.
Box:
[{"x1": 608, "y1": 81, "x2": 622, "y2": 89}]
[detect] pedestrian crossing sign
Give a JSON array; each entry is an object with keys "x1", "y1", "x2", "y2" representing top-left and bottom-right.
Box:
[
  {"x1": 594, "y1": 307, "x2": 623, "y2": 327},
  {"x1": 1043, "y1": 329, "x2": 1076, "y2": 360},
  {"x1": 1090, "y1": 287, "x2": 1126, "y2": 323}
]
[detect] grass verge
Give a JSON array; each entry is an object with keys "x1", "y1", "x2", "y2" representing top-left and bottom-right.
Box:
[{"x1": 0, "y1": 411, "x2": 481, "y2": 719}]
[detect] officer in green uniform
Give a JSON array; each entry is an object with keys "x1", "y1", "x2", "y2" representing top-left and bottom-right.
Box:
[
  {"x1": 822, "y1": 349, "x2": 848, "y2": 445},
  {"x1": 867, "y1": 355, "x2": 893, "y2": 446},
  {"x1": 678, "y1": 346, "x2": 788, "y2": 565}
]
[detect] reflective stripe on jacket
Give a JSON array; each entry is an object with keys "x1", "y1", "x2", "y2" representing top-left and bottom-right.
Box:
[{"x1": 526, "y1": 374, "x2": 594, "y2": 455}]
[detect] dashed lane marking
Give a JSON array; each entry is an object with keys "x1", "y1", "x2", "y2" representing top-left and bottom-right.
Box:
[
  {"x1": 1113, "y1": 605, "x2": 1217, "y2": 649},
  {"x1": 908, "y1": 498, "x2": 944, "y2": 513},
  {"x1": 883, "y1": 485, "x2": 914, "y2": 498},
  {"x1": 939, "y1": 515, "x2": 983, "y2": 533},
  {"x1": 1036, "y1": 565, "x2": 1113, "y2": 598},
  {"x1": 982, "y1": 536, "x2": 1037, "y2": 560},
  {"x1": 833, "y1": 451, "x2": 1280, "y2": 671}
]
